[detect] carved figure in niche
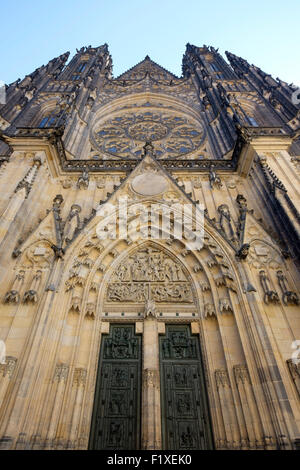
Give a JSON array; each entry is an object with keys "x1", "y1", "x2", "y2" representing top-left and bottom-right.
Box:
[
  {"x1": 177, "y1": 394, "x2": 191, "y2": 414},
  {"x1": 218, "y1": 204, "x2": 235, "y2": 241},
  {"x1": 109, "y1": 393, "x2": 124, "y2": 414},
  {"x1": 174, "y1": 367, "x2": 188, "y2": 386},
  {"x1": 108, "y1": 422, "x2": 123, "y2": 446},
  {"x1": 112, "y1": 368, "x2": 128, "y2": 387},
  {"x1": 180, "y1": 426, "x2": 194, "y2": 448},
  {"x1": 116, "y1": 264, "x2": 129, "y2": 281}
]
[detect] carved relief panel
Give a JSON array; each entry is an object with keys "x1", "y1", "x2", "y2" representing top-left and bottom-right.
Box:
[{"x1": 106, "y1": 247, "x2": 194, "y2": 305}]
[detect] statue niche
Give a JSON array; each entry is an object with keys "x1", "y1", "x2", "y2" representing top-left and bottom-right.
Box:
[{"x1": 106, "y1": 247, "x2": 193, "y2": 304}]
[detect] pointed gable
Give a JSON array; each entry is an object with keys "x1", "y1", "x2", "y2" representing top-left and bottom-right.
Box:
[{"x1": 116, "y1": 56, "x2": 178, "y2": 81}]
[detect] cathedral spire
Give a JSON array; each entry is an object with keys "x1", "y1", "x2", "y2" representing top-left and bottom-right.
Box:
[{"x1": 225, "y1": 50, "x2": 299, "y2": 123}]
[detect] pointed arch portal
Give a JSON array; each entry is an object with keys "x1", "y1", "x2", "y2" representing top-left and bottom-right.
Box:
[{"x1": 88, "y1": 241, "x2": 215, "y2": 450}]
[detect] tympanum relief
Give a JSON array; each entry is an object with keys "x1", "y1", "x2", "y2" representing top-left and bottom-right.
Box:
[{"x1": 106, "y1": 247, "x2": 193, "y2": 304}]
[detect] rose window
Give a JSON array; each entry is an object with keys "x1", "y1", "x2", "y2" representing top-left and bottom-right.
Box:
[{"x1": 92, "y1": 110, "x2": 205, "y2": 159}]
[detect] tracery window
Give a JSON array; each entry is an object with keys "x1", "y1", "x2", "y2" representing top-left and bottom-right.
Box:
[
  {"x1": 91, "y1": 108, "x2": 206, "y2": 160},
  {"x1": 77, "y1": 62, "x2": 87, "y2": 73}
]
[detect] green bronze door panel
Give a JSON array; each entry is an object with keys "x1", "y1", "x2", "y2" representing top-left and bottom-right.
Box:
[
  {"x1": 89, "y1": 324, "x2": 141, "y2": 450},
  {"x1": 160, "y1": 325, "x2": 214, "y2": 450}
]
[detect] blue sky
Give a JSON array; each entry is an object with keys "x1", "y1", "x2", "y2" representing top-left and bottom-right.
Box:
[{"x1": 1, "y1": 0, "x2": 299, "y2": 86}]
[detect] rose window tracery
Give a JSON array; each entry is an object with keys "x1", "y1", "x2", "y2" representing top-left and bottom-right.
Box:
[{"x1": 92, "y1": 109, "x2": 205, "y2": 159}]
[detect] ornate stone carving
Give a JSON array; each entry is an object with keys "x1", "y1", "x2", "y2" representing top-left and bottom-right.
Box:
[
  {"x1": 144, "y1": 299, "x2": 156, "y2": 318},
  {"x1": 191, "y1": 176, "x2": 202, "y2": 189},
  {"x1": 77, "y1": 168, "x2": 89, "y2": 189},
  {"x1": 236, "y1": 243, "x2": 250, "y2": 260},
  {"x1": 219, "y1": 298, "x2": 233, "y2": 314},
  {"x1": 23, "y1": 289, "x2": 38, "y2": 303},
  {"x1": 248, "y1": 241, "x2": 282, "y2": 270},
  {"x1": 14, "y1": 156, "x2": 42, "y2": 198},
  {"x1": 204, "y1": 303, "x2": 215, "y2": 318},
  {"x1": 215, "y1": 369, "x2": 230, "y2": 389},
  {"x1": 0, "y1": 356, "x2": 17, "y2": 378},
  {"x1": 69, "y1": 295, "x2": 81, "y2": 313},
  {"x1": 24, "y1": 242, "x2": 54, "y2": 268},
  {"x1": 143, "y1": 369, "x2": 159, "y2": 389},
  {"x1": 73, "y1": 368, "x2": 87, "y2": 387},
  {"x1": 92, "y1": 108, "x2": 205, "y2": 160},
  {"x1": 4, "y1": 270, "x2": 25, "y2": 303},
  {"x1": 61, "y1": 178, "x2": 73, "y2": 189},
  {"x1": 199, "y1": 281, "x2": 211, "y2": 291},
  {"x1": 259, "y1": 270, "x2": 280, "y2": 304},
  {"x1": 65, "y1": 274, "x2": 85, "y2": 291},
  {"x1": 277, "y1": 270, "x2": 299, "y2": 305},
  {"x1": 85, "y1": 302, "x2": 96, "y2": 318},
  {"x1": 287, "y1": 359, "x2": 300, "y2": 396},
  {"x1": 218, "y1": 204, "x2": 235, "y2": 241},
  {"x1": 209, "y1": 164, "x2": 222, "y2": 189},
  {"x1": 107, "y1": 247, "x2": 193, "y2": 303},
  {"x1": 64, "y1": 204, "x2": 81, "y2": 244},
  {"x1": 151, "y1": 283, "x2": 193, "y2": 302},
  {"x1": 54, "y1": 363, "x2": 69, "y2": 382},
  {"x1": 233, "y1": 364, "x2": 250, "y2": 385},
  {"x1": 23, "y1": 270, "x2": 42, "y2": 303}
]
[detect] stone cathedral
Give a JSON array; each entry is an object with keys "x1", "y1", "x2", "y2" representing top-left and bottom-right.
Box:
[{"x1": 0, "y1": 43, "x2": 299, "y2": 451}]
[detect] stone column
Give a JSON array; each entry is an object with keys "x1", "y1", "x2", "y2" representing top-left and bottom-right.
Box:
[{"x1": 141, "y1": 312, "x2": 162, "y2": 450}]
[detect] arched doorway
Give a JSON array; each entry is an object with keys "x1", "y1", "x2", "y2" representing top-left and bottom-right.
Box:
[{"x1": 88, "y1": 242, "x2": 214, "y2": 450}]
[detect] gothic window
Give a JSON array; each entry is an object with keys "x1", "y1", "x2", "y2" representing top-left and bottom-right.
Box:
[
  {"x1": 210, "y1": 63, "x2": 219, "y2": 72},
  {"x1": 39, "y1": 111, "x2": 62, "y2": 128},
  {"x1": 71, "y1": 74, "x2": 81, "y2": 81},
  {"x1": 92, "y1": 109, "x2": 206, "y2": 160},
  {"x1": 247, "y1": 116, "x2": 258, "y2": 126},
  {"x1": 39, "y1": 114, "x2": 57, "y2": 128},
  {"x1": 77, "y1": 62, "x2": 87, "y2": 73}
]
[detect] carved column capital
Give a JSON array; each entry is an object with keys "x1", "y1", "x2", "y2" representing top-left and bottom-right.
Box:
[
  {"x1": 54, "y1": 363, "x2": 69, "y2": 383},
  {"x1": 215, "y1": 369, "x2": 230, "y2": 389},
  {"x1": 73, "y1": 368, "x2": 87, "y2": 387},
  {"x1": 0, "y1": 356, "x2": 17, "y2": 378},
  {"x1": 233, "y1": 364, "x2": 250, "y2": 385}
]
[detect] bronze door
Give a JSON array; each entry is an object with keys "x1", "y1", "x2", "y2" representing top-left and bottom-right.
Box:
[
  {"x1": 160, "y1": 324, "x2": 214, "y2": 450},
  {"x1": 89, "y1": 324, "x2": 142, "y2": 450}
]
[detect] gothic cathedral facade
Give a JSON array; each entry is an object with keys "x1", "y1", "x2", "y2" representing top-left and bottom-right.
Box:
[{"x1": 0, "y1": 44, "x2": 299, "y2": 450}]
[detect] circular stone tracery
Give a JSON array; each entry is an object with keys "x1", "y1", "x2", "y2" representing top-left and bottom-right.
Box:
[
  {"x1": 128, "y1": 121, "x2": 168, "y2": 141},
  {"x1": 91, "y1": 107, "x2": 205, "y2": 159}
]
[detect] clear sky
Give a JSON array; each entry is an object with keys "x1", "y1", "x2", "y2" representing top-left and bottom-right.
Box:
[{"x1": 1, "y1": 0, "x2": 299, "y2": 86}]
